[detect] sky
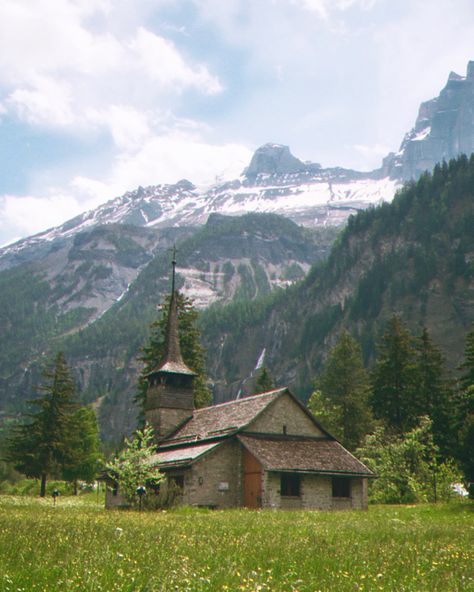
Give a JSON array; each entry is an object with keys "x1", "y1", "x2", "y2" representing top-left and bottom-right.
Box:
[{"x1": 1, "y1": 0, "x2": 474, "y2": 246}]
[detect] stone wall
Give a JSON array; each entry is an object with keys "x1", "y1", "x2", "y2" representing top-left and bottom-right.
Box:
[
  {"x1": 146, "y1": 407, "x2": 193, "y2": 440},
  {"x1": 180, "y1": 440, "x2": 243, "y2": 508},
  {"x1": 249, "y1": 394, "x2": 324, "y2": 437},
  {"x1": 349, "y1": 478, "x2": 368, "y2": 510},
  {"x1": 262, "y1": 472, "x2": 368, "y2": 510}
]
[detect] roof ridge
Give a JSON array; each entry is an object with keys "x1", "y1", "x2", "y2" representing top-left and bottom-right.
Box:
[{"x1": 194, "y1": 387, "x2": 287, "y2": 414}]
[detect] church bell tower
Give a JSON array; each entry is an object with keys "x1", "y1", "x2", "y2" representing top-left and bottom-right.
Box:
[{"x1": 145, "y1": 251, "x2": 196, "y2": 440}]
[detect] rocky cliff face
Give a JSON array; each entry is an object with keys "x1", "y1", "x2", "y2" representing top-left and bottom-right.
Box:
[
  {"x1": 243, "y1": 143, "x2": 321, "y2": 176},
  {"x1": 384, "y1": 61, "x2": 474, "y2": 180}
]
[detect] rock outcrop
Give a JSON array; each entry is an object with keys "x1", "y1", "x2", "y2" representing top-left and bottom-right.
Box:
[
  {"x1": 243, "y1": 143, "x2": 320, "y2": 176},
  {"x1": 384, "y1": 61, "x2": 474, "y2": 180}
]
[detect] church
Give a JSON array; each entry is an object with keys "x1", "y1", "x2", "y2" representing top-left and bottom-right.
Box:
[{"x1": 106, "y1": 258, "x2": 374, "y2": 510}]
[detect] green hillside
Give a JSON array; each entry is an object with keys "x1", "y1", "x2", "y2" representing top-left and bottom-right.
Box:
[
  {"x1": 0, "y1": 213, "x2": 334, "y2": 438},
  {"x1": 200, "y1": 155, "x2": 474, "y2": 400}
]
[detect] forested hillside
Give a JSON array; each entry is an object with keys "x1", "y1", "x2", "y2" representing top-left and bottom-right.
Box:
[
  {"x1": 201, "y1": 155, "x2": 474, "y2": 401},
  {"x1": 0, "y1": 213, "x2": 335, "y2": 438}
]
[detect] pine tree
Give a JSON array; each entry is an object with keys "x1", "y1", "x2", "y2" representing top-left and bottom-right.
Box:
[
  {"x1": 6, "y1": 352, "x2": 77, "y2": 496},
  {"x1": 413, "y1": 327, "x2": 455, "y2": 455},
  {"x1": 62, "y1": 407, "x2": 102, "y2": 494},
  {"x1": 371, "y1": 316, "x2": 417, "y2": 433},
  {"x1": 455, "y1": 328, "x2": 474, "y2": 496},
  {"x1": 457, "y1": 388, "x2": 474, "y2": 497},
  {"x1": 459, "y1": 324, "x2": 474, "y2": 391},
  {"x1": 314, "y1": 331, "x2": 373, "y2": 450},
  {"x1": 135, "y1": 293, "x2": 211, "y2": 423},
  {"x1": 254, "y1": 367, "x2": 275, "y2": 394}
]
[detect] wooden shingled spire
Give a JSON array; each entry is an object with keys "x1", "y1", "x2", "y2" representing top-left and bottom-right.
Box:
[{"x1": 154, "y1": 247, "x2": 196, "y2": 377}]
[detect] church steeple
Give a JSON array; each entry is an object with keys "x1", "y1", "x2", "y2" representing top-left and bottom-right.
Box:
[
  {"x1": 156, "y1": 247, "x2": 195, "y2": 376},
  {"x1": 145, "y1": 249, "x2": 196, "y2": 440}
]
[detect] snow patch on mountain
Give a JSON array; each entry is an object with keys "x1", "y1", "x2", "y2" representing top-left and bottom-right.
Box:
[{"x1": 0, "y1": 147, "x2": 401, "y2": 264}]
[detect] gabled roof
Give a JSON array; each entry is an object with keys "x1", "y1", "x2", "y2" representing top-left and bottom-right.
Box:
[
  {"x1": 161, "y1": 388, "x2": 288, "y2": 446},
  {"x1": 238, "y1": 434, "x2": 374, "y2": 477}
]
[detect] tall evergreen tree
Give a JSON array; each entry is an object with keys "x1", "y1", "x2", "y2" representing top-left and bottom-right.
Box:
[
  {"x1": 457, "y1": 387, "x2": 474, "y2": 497},
  {"x1": 62, "y1": 406, "x2": 102, "y2": 494},
  {"x1": 312, "y1": 331, "x2": 373, "y2": 450},
  {"x1": 414, "y1": 327, "x2": 454, "y2": 455},
  {"x1": 6, "y1": 352, "x2": 77, "y2": 496},
  {"x1": 454, "y1": 328, "x2": 474, "y2": 495},
  {"x1": 371, "y1": 316, "x2": 417, "y2": 433},
  {"x1": 135, "y1": 292, "x2": 211, "y2": 423},
  {"x1": 254, "y1": 367, "x2": 275, "y2": 394},
  {"x1": 459, "y1": 324, "x2": 474, "y2": 391}
]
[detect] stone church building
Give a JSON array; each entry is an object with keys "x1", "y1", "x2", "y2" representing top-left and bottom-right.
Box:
[{"x1": 106, "y1": 261, "x2": 373, "y2": 510}]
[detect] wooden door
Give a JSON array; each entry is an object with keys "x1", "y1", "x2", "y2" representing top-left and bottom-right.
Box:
[{"x1": 243, "y1": 448, "x2": 262, "y2": 508}]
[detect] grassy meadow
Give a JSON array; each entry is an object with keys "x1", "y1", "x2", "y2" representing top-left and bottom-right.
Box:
[{"x1": 0, "y1": 495, "x2": 472, "y2": 592}]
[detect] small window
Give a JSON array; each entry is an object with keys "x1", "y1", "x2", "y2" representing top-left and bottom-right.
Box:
[
  {"x1": 283, "y1": 424, "x2": 287, "y2": 435},
  {"x1": 332, "y1": 477, "x2": 351, "y2": 498},
  {"x1": 280, "y1": 473, "x2": 301, "y2": 497}
]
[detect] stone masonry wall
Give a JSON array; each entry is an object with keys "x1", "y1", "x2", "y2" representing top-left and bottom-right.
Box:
[
  {"x1": 182, "y1": 440, "x2": 242, "y2": 508},
  {"x1": 349, "y1": 478, "x2": 368, "y2": 510},
  {"x1": 249, "y1": 394, "x2": 324, "y2": 436},
  {"x1": 262, "y1": 472, "x2": 368, "y2": 510},
  {"x1": 146, "y1": 407, "x2": 192, "y2": 440}
]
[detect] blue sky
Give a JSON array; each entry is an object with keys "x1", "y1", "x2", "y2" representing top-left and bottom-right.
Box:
[{"x1": 1, "y1": 0, "x2": 474, "y2": 245}]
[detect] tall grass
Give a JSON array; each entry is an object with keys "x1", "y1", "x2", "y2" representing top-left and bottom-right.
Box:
[{"x1": 0, "y1": 496, "x2": 472, "y2": 591}]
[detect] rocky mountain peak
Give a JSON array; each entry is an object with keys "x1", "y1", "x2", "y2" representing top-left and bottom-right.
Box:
[
  {"x1": 243, "y1": 143, "x2": 309, "y2": 177},
  {"x1": 175, "y1": 179, "x2": 196, "y2": 191},
  {"x1": 467, "y1": 60, "x2": 474, "y2": 80},
  {"x1": 383, "y1": 59, "x2": 474, "y2": 181}
]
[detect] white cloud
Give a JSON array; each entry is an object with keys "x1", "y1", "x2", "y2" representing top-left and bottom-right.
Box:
[
  {"x1": 335, "y1": 0, "x2": 378, "y2": 9},
  {"x1": 0, "y1": 134, "x2": 252, "y2": 246},
  {"x1": 0, "y1": 193, "x2": 91, "y2": 244},
  {"x1": 129, "y1": 27, "x2": 222, "y2": 94},
  {"x1": 0, "y1": 0, "x2": 221, "y2": 141},
  {"x1": 86, "y1": 105, "x2": 152, "y2": 150},
  {"x1": 7, "y1": 76, "x2": 76, "y2": 126},
  {"x1": 109, "y1": 134, "x2": 252, "y2": 188},
  {"x1": 289, "y1": 0, "x2": 378, "y2": 17},
  {"x1": 290, "y1": 0, "x2": 328, "y2": 19}
]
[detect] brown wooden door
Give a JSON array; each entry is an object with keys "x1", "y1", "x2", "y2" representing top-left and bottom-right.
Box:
[{"x1": 243, "y1": 448, "x2": 262, "y2": 508}]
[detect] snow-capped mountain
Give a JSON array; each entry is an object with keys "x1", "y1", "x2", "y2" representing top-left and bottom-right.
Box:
[
  {"x1": 0, "y1": 144, "x2": 399, "y2": 269},
  {"x1": 5, "y1": 60, "x2": 474, "y2": 269}
]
